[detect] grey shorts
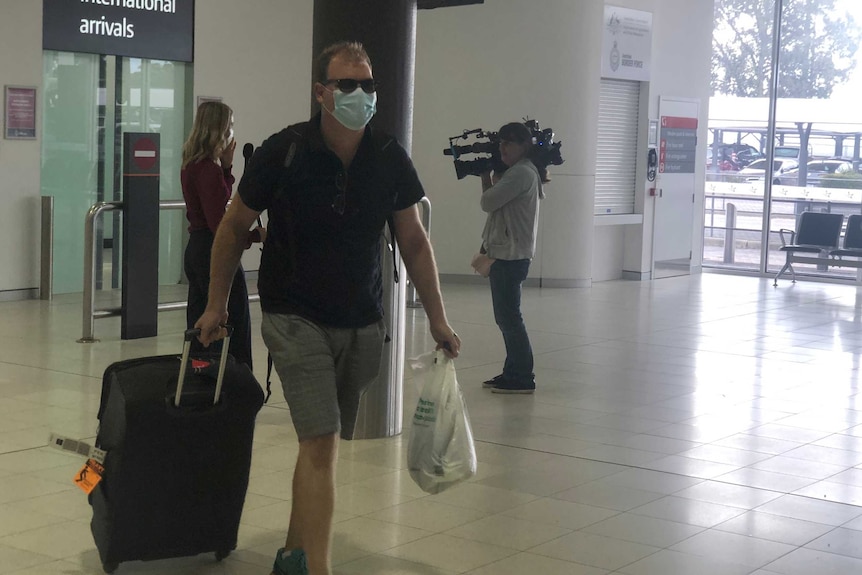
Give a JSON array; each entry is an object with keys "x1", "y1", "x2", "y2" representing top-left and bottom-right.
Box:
[{"x1": 261, "y1": 313, "x2": 386, "y2": 441}]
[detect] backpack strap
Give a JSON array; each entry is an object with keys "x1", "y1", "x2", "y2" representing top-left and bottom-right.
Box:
[{"x1": 263, "y1": 125, "x2": 308, "y2": 404}]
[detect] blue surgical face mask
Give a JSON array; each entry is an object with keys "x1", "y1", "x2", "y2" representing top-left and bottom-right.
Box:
[{"x1": 325, "y1": 89, "x2": 377, "y2": 131}]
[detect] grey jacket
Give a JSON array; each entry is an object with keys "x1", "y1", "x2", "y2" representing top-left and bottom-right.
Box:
[{"x1": 480, "y1": 159, "x2": 544, "y2": 260}]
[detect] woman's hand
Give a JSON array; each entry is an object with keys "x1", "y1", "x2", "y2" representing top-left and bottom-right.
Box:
[{"x1": 220, "y1": 139, "x2": 236, "y2": 169}]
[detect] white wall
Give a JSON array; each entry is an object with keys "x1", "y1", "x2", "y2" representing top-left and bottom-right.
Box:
[
  {"x1": 194, "y1": 0, "x2": 314, "y2": 272},
  {"x1": 0, "y1": 0, "x2": 43, "y2": 295},
  {"x1": 194, "y1": 0, "x2": 313, "y2": 170},
  {"x1": 414, "y1": 0, "x2": 603, "y2": 287}
]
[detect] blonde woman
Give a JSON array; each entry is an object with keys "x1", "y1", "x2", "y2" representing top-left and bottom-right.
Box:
[{"x1": 181, "y1": 101, "x2": 263, "y2": 368}]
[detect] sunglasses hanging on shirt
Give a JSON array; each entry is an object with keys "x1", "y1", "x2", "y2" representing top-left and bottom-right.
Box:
[{"x1": 332, "y1": 171, "x2": 348, "y2": 215}]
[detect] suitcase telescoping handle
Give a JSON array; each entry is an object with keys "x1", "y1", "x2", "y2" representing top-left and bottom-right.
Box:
[{"x1": 175, "y1": 326, "x2": 233, "y2": 407}]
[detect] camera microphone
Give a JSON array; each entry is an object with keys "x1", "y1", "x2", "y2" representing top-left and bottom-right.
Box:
[{"x1": 242, "y1": 142, "x2": 254, "y2": 165}]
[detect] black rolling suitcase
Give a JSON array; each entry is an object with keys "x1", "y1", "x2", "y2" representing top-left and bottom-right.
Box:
[{"x1": 89, "y1": 329, "x2": 264, "y2": 573}]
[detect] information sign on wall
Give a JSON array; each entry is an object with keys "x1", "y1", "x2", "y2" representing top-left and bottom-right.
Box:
[
  {"x1": 42, "y1": 0, "x2": 195, "y2": 63},
  {"x1": 4, "y1": 86, "x2": 37, "y2": 140},
  {"x1": 601, "y1": 5, "x2": 652, "y2": 82},
  {"x1": 659, "y1": 116, "x2": 698, "y2": 174}
]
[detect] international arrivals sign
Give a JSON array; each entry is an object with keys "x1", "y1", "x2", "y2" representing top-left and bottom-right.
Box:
[{"x1": 42, "y1": 0, "x2": 195, "y2": 62}]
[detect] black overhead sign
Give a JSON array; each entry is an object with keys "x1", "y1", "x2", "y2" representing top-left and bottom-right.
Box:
[
  {"x1": 418, "y1": 0, "x2": 483, "y2": 8},
  {"x1": 42, "y1": 0, "x2": 195, "y2": 63}
]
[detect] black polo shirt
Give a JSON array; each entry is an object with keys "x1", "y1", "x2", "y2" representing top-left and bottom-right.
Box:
[{"x1": 238, "y1": 115, "x2": 425, "y2": 328}]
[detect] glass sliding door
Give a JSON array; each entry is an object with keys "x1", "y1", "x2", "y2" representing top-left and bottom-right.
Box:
[{"x1": 41, "y1": 51, "x2": 191, "y2": 295}]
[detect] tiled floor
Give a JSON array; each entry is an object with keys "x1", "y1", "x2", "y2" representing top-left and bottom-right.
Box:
[{"x1": 3, "y1": 273, "x2": 862, "y2": 573}]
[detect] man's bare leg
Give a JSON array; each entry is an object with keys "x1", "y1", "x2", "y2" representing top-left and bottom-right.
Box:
[{"x1": 278, "y1": 433, "x2": 338, "y2": 575}]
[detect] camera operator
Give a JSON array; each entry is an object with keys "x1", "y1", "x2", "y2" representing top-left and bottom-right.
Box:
[{"x1": 477, "y1": 122, "x2": 546, "y2": 394}]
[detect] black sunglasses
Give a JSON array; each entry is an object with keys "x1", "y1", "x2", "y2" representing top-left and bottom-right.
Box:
[{"x1": 324, "y1": 78, "x2": 378, "y2": 94}]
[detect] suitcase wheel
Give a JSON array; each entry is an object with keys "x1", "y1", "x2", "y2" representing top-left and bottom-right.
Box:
[
  {"x1": 215, "y1": 549, "x2": 231, "y2": 562},
  {"x1": 103, "y1": 561, "x2": 118, "y2": 574}
]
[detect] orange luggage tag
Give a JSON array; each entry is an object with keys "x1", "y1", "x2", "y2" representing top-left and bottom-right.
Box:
[{"x1": 73, "y1": 458, "x2": 105, "y2": 495}]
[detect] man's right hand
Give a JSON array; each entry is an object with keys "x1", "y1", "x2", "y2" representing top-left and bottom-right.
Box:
[{"x1": 194, "y1": 309, "x2": 229, "y2": 347}]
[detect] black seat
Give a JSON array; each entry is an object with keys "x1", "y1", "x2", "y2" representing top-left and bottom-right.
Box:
[
  {"x1": 831, "y1": 214, "x2": 862, "y2": 258},
  {"x1": 774, "y1": 211, "x2": 844, "y2": 285}
]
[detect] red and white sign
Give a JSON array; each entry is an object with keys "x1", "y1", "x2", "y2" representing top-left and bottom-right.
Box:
[
  {"x1": 132, "y1": 137, "x2": 158, "y2": 172},
  {"x1": 660, "y1": 116, "x2": 698, "y2": 130}
]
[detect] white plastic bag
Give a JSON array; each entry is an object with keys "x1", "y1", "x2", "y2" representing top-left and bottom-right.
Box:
[{"x1": 407, "y1": 351, "x2": 477, "y2": 494}]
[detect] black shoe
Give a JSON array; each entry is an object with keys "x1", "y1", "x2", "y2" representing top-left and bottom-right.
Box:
[
  {"x1": 483, "y1": 374, "x2": 505, "y2": 388},
  {"x1": 491, "y1": 378, "x2": 536, "y2": 394}
]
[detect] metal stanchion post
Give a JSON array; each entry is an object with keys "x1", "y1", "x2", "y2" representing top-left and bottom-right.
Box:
[
  {"x1": 40, "y1": 196, "x2": 53, "y2": 301},
  {"x1": 723, "y1": 202, "x2": 736, "y2": 264},
  {"x1": 79, "y1": 202, "x2": 121, "y2": 343},
  {"x1": 80, "y1": 199, "x2": 259, "y2": 342}
]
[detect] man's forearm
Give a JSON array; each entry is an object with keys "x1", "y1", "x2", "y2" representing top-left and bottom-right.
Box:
[
  {"x1": 402, "y1": 237, "x2": 448, "y2": 326},
  {"x1": 207, "y1": 223, "x2": 246, "y2": 312}
]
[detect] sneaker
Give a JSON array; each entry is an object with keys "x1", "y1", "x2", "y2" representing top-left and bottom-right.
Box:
[
  {"x1": 273, "y1": 547, "x2": 308, "y2": 575},
  {"x1": 482, "y1": 374, "x2": 505, "y2": 388},
  {"x1": 491, "y1": 378, "x2": 535, "y2": 394}
]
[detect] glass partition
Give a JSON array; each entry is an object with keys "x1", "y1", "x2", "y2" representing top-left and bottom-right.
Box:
[
  {"x1": 704, "y1": 1, "x2": 777, "y2": 272},
  {"x1": 768, "y1": 2, "x2": 862, "y2": 280},
  {"x1": 705, "y1": 0, "x2": 862, "y2": 281},
  {"x1": 42, "y1": 52, "x2": 101, "y2": 294},
  {"x1": 41, "y1": 51, "x2": 190, "y2": 295}
]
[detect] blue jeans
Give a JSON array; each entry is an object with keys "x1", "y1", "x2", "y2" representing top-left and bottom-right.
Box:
[{"x1": 489, "y1": 259, "x2": 533, "y2": 383}]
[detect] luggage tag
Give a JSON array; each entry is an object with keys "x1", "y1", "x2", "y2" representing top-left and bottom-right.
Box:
[
  {"x1": 48, "y1": 432, "x2": 106, "y2": 464},
  {"x1": 73, "y1": 458, "x2": 105, "y2": 495},
  {"x1": 191, "y1": 358, "x2": 213, "y2": 373}
]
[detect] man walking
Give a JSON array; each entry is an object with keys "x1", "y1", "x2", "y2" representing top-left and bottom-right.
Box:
[{"x1": 195, "y1": 41, "x2": 460, "y2": 575}]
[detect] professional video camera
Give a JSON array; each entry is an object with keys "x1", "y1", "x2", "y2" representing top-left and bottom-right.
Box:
[{"x1": 442, "y1": 119, "x2": 564, "y2": 180}]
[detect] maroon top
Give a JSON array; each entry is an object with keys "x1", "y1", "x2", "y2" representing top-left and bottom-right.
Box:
[{"x1": 181, "y1": 159, "x2": 234, "y2": 234}]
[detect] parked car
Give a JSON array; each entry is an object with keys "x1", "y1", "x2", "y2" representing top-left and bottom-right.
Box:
[
  {"x1": 738, "y1": 158, "x2": 798, "y2": 183},
  {"x1": 776, "y1": 159, "x2": 853, "y2": 187},
  {"x1": 707, "y1": 144, "x2": 762, "y2": 170},
  {"x1": 774, "y1": 146, "x2": 801, "y2": 160}
]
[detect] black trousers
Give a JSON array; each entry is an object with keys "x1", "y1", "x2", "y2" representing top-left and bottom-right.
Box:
[{"x1": 184, "y1": 229, "x2": 253, "y2": 369}]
